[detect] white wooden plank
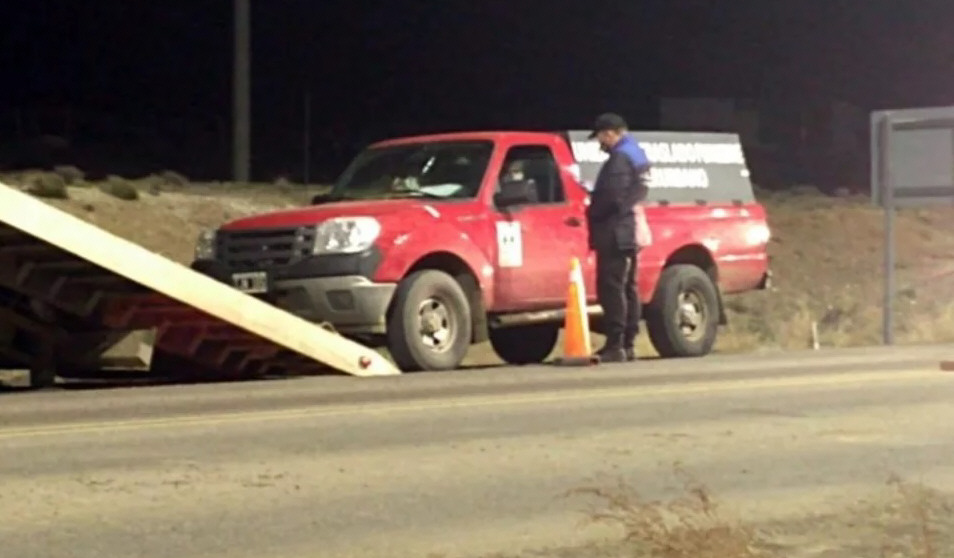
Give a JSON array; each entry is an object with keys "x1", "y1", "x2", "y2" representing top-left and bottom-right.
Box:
[{"x1": 0, "y1": 182, "x2": 400, "y2": 377}]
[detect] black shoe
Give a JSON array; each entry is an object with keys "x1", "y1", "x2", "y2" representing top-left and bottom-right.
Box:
[
  {"x1": 596, "y1": 347, "x2": 627, "y2": 363},
  {"x1": 624, "y1": 348, "x2": 637, "y2": 362}
]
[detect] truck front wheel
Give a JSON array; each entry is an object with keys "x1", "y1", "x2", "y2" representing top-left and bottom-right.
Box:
[
  {"x1": 489, "y1": 324, "x2": 559, "y2": 365},
  {"x1": 387, "y1": 270, "x2": 472, "y2": 372},
  {"x1": 645, "y1": 264, "x2": 719, "y2": 358}
]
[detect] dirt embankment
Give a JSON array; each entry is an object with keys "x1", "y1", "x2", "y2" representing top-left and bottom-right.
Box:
[{"x1": 6, "y1": 171, "x2": 954, "y2": 358}]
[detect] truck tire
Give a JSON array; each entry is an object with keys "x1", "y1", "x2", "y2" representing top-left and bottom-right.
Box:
[
  {"x1": 645, "y1": 264, "x2": 719, "y2": 358},
  {"x1": 28, "y1": 343, "x2": 57, "y2": 389},
  {"x1": 387, "y1": 270, "x2": 472, "y2": 372},
  {"x1": 489, "y1": 324, "x2": 559, "y2": 365}
]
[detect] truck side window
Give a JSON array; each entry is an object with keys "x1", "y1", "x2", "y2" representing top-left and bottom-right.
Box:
[{"x1": 498, "y1": 145, "x2": 566, "y2": 204}]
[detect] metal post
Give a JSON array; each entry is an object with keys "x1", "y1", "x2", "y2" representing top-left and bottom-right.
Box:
[
  {"x1": 883, "y1": 200, "x2": 895, "y2": 345},
  {"x1": 232, "y1": 0, "x2": 251, "y2": 182},
  {"x1": 303, "y1": 88, "x2": 311, "y2": 186},
  {"x1": 880, "y1": 117, "x2": 895, "y2": 345}
]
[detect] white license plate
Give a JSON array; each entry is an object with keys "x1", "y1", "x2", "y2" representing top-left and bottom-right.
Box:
[{"x1": 232, "y1": 271, "x2": 268, "y2": 294}]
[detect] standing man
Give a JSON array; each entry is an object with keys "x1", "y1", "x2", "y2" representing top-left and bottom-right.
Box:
[{"x1": 585, "y1": 112, "x2": 651, "y2": 363}]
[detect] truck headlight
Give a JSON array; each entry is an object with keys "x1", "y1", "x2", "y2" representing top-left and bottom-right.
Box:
[
  {"x1": 312, "y1": 217, "x2": 381, "y2": 255},
  {"x1": 195, "y1": 229, "x2": 217, "y2": 260}
]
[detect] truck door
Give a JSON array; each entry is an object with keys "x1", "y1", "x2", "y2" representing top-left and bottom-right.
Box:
[{"x1": 492, "y1": 144, "x2": 589, "y2": 310}]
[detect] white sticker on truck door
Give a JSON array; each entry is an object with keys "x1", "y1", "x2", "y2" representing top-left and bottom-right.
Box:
[{"x1": 495, "y1": 221, "x2": 523, "y2": 268}]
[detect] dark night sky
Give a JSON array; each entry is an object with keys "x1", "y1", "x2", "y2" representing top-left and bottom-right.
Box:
[{"x1": 3, "y1": 0, "x2": 954, "y2": 179}]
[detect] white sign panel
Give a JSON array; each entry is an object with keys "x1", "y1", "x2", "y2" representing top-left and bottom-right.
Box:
[
  {"x1": 565, "y1": 130, "x2": 756, "y2": 204},
  {"x1": 495, "y1": 221, "x2": 523, "y2": 268}
]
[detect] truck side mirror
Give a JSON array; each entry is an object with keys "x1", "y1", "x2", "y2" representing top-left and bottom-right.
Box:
[{"x1": 494, "y1": 180, "x2": 538, "y2": 208}]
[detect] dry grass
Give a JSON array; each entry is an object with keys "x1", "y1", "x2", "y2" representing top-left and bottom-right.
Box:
[
  {"x1": 158, "y1": 170, "x2": 189, "y2": 187},
  {"x1": 100, "y1": 175, "x2": 140, "y2": 200},
  {"x1": 16, "y1": 171, "x2": 69, "y2": 199},
  {"x1": 562, "y1": 468, "x2": 953, "y2": 558},
  {"x1": 52, "y1": 164, "x2": 85, "y2": 185},
  {"x1": 568, "y1": 465, "x2": 771, "y2": 558},
  {"x1": 876, "y1": 475, "x2": 951, "y2": 558}
]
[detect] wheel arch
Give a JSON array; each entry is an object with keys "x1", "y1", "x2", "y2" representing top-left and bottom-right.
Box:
[
  {"x1": 655, "y1": 244, "x2": 726, "y2": 325},
  {"x1": 392, "y1": 251, "x2": 488, "y2": 343}
]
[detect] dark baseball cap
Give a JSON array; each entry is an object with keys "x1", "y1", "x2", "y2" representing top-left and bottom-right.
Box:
[{"x1": 588, "y1": 112, "x2": 628, "y2": 138}]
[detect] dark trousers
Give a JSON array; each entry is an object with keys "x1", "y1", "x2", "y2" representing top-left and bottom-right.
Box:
[{"x1": 596, "y1": 249, "x2": 640, "y2": 350}]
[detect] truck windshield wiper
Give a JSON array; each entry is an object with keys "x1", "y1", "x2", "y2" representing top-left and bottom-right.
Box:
[{"x1": 403, "y1": 191, "x2": 445, "y2": 200}]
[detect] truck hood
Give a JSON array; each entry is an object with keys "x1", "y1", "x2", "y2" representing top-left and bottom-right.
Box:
[{"x1": 220, "y1": 198, "x2": 454, "y2": 230}]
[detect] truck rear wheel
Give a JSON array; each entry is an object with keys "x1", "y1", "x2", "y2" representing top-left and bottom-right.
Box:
[
  {"x1": 489, "y1": 324, "x2": 559, "y2": 365},
  {"x1": 387, "y1": 270, "x2": 472, "y2": 372},
  {"x1": 645, "y1": 264, "x2": 719, "y2": 358}
]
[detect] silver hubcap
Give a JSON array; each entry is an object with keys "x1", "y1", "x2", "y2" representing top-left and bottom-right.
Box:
[
  {"x1": 676, "y1": 290, "x2": 707, "y2": 342},
  {"x1": 419, "y1": 297, "x2": 454, "y2": 352}
]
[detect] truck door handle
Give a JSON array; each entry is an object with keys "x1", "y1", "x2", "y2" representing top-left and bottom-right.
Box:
[{"x1": 564, "y1": 216, "x2": 582, "y2": 227}]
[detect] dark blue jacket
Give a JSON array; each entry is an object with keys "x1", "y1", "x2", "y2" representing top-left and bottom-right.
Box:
[{"x1": 585, "y1": 135, "x2": 651, "y2": 253}]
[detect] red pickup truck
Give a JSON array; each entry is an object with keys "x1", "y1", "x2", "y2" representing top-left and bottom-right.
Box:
[{"x1": 192, "y1": 130, "x2": 772, "y2": 372}]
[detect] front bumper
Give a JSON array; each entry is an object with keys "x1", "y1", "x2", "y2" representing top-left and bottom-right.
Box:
[
  {"x1": 192, "y1": 249, "x2": 395, "y2": 334},
  {"x1": 268, "y1": 275, "x2": 395, "y2": 333}
]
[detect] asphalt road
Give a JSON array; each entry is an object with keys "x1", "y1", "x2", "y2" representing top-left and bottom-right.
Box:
[{"x1": 2, "y1": 344, "x2": 954, "y2": 558}]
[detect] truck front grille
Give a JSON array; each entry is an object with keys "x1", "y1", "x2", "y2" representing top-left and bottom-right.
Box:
[{"x1": 216, "y1": 227, "x2": 315, "y2": 270}]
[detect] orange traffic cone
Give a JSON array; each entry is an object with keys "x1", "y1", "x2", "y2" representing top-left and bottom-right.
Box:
[{"x1": 555, "y1": 256, "x2": 598, "y2": 366}]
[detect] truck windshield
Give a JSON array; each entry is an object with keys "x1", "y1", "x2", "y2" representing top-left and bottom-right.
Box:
[{"x1": 329, "y1": 140, "x2": 493, "y2": 201}]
